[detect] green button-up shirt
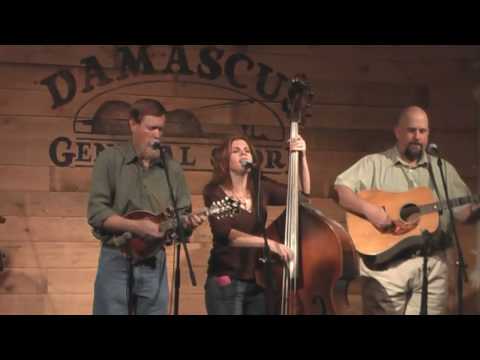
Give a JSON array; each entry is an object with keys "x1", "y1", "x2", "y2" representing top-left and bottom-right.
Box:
[
  {"x1": 87, "y1": 142, "x2": 193, "y2": 244},
  {"x1": 335, "y1": 146, "x2": 471, "y2": 233}
]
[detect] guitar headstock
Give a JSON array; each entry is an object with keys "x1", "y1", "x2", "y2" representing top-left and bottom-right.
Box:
[{"x1": 209, "y1": 196, "x2": 242, "y2": 220}]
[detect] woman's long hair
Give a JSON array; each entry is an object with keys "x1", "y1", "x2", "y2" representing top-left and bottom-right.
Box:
[{"x1": 207, "y1": 135, "x2": 258, "y2": 193}]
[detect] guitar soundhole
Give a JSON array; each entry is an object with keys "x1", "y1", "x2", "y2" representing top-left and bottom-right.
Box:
[{"x1": 400, "y1": 204, "x2": 420, "y2": 223}]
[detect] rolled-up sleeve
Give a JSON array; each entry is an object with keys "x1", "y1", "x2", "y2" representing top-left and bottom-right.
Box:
[
  {"x1": 444, "y1": 160, "x2": 472, "y2": 219},
  {"x1": 334, "y1": 155, "x2": 375, "y2": 193},
  {"x1": 445, "y1": 160, "x2": 471, "y2": 198},
  {"x1": 87, "y1": 149, "x2": 117, "y2": 232}
]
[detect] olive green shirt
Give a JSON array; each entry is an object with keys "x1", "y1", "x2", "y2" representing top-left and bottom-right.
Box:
[
  {"x1": 87, "y1": 142, "x2": 193, "y2": 245},
  {"x1": 335, "y1": 146, "x2": 471, "y2": 233}
]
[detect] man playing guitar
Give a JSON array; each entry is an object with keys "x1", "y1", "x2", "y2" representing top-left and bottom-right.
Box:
[{"x1": 334, "y1": 106, "x2": 480, "y2": 315}]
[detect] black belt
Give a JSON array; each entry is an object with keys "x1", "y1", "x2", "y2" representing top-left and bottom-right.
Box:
[{"x1": 134, "y1": 257, "x2": 157, "y2": 270}]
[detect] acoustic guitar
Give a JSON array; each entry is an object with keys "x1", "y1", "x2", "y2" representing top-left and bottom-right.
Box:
[{"x1": 346, "y1": 187, "x2": 479, "y2": 266}]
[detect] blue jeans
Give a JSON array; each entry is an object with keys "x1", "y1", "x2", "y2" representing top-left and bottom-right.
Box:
[
  {"x1": 205, "y1": 276, "x2": 266, "y2": 315},
  {"x1": 93, "y1": 246, "x2": 169, "y2": 315}
]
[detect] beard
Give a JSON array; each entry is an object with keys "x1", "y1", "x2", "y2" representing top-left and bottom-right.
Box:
[{"x1": 404, "y1": 142, "x2": 423, "y2": 162}]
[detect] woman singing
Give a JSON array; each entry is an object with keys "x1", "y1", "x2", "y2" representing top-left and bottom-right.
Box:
[{"x1": 203, "y1": 135, "x2": 311, "y2": 315}]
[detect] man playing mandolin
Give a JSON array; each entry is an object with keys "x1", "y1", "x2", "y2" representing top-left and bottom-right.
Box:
[
  {"x1": 334, "y1": 106, "x2": 480, "y2": 315},
  {"x1": 87, "y1": 99, "x2": 206, "y2": 315}
]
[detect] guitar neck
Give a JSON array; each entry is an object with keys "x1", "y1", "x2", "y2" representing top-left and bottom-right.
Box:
[{"x1": 421, "y1": 194, "x2": 479, "y2": 215}]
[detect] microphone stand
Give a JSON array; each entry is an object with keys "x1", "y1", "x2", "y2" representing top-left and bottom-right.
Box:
[
  {"x1": 435, "y1": 155, "x2": 469, "y2": 314},
  {"x1": 127, "y1": 253, "x2": 137, "y2": 315},
  {"x1": 252, "y1": 164, "x2": 275, "y2": 315},
  {"x1": 420, "y1": 230, "x2": 430, "y2": 315},
  {"x1": 159, "y1": 146, "x2": 197, "y2": 315}
]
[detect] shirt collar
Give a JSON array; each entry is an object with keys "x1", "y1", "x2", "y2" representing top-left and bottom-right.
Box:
[
  {"x1": 125, "y1": 142, "x2": 165, "y2": 168},
  {"x1": 390, "y1": 145, "x2": 428, "y2": 168},
  {"x1": 125, "y1": 142, "x2": 138, "y2": 164}
]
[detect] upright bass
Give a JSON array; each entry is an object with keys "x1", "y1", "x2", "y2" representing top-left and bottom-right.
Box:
[{"x1": 256, "y1": 75, "x2": 361, "y2": 315}]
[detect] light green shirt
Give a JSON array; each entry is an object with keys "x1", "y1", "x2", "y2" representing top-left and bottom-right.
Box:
[
  {"x1": 335, "y1": 146, "x2": 471, "y2": 233},
  {"x1": 87, "y1": 142, "x2": 193, "y2": 245}
]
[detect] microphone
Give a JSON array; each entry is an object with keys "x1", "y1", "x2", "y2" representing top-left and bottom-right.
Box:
[
  {"x1": 426, "y1": 143, "x2": 439, "y2": 156},
  {"x1": 152, "y1": 141, "x2": 162, "y2": 150},
  {"x1": 240, "y1": 159, "x2": 256, "y2": 169}
]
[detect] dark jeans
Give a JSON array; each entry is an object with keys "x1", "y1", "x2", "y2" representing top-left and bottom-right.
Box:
[
  {"x1": 93, "y1": 246, "x2": 169, "y2": 315},
  {"x1": 205, "y1": 276, "x2": 266, "y2": 315}
]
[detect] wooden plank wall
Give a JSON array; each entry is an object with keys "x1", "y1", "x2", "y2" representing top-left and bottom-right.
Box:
[{"x1": 0, "y1": 45, "x2": 478, "y2": 315}]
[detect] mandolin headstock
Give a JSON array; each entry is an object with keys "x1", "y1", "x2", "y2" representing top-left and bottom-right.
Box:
[{"x1": 209, "y1": 196, "x2": 242, "y2": 220}]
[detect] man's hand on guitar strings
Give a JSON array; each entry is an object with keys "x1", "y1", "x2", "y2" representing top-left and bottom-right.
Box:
[{"x1": 364, "y1": 203, "x2": 394, "y2": 232}]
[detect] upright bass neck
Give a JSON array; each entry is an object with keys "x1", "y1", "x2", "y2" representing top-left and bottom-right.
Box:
[
  {"x1": 280, "y1": 74, "x2": 313, "y2": 314},
  {"x1": 285, "y1": 121, "x2": 300, "y2": 245}
]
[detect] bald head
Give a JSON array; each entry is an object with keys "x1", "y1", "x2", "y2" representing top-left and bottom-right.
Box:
[
  {"x1": 396, "y1": 106, "x2": 429, "y2": 128},
  {"x1": 394, "y1": 106, "x2": 430, "y2": 164}
]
